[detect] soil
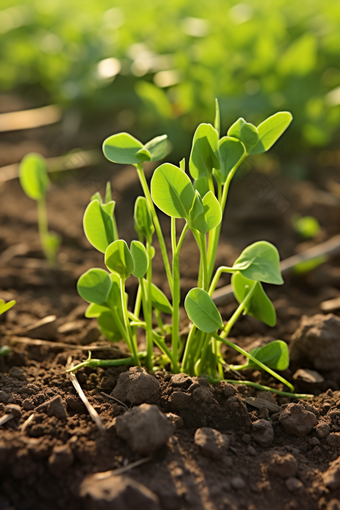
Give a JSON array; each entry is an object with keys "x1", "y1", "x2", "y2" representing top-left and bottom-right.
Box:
[{"x1": 1, "y1": 108, "x2": 340, "y2": 509}]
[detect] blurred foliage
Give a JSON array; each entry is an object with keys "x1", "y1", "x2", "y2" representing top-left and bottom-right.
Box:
[{"x1": 1, "y1": 0, "x2": 340, "y2": 158}]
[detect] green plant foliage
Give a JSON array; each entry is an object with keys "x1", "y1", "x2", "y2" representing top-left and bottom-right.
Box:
[
  {"x1": 189, "y1": 123, "x2": 220, "y2": 179},
  {"x1": 147, "y1": 281, "x2": 173, "y2": 314},
  {"x1": 84, "y1": 200, "x2": 115, "y2": 253},
  {"x1": 134, "y1": 197, "x2": 154, "y2": 239},
  {"x1": 0, "y1": 299, "x2": 16, "y2": 315},
  {"x1": 250, "y1": 112, "x2": 293, "y2": 154},
  {"x1": 228, "y1": 119, "x2": 259, "y2": 153},
  {"x1": 293, "y1": 215, "x2": 320, "y2": 239},
  {"x1": 232, "y1": 241, "x2": 284, "y2": 285},
  {"x1": 77, "y1": 268, "x2": 112, "y2": 305},
  {"x1": 189, "y1": 191, "x2": 222, "y2": 234},
  {"x1": 185, "y1": 288, "x2": 223, "y2": 333},
  {"x1": 130, "y1": 240, "x2": 149, "y2": 278},
  {"x1": 231, "y1": 272, "x2": 276, "y2": 327},
  {"x1": 105, "y1": 240, "x2": 134, "y2": 280},
  {"x1": 97, "y1": 311, "x2": 122, "y2": 341},
  {"x1": 247, "y1": 340, "x2": 290, "y2": 371},
  {"x1": 103, "y1": 133, "x2": 151, "y2": 165},
  {"x1": 216, "y1": 137, "x2": 245, "y2": 183},
  {"x1": 151, "y1": 163, "x2": 195, "y2": 218},
  {"x1": 85, "y1": 303, "x2": 108, "y2": 318},
  {"x1": 144, "y1": 135, "x2": 168, "y2": 161},
  {"x1": 19, "y1": 153, "x2": 49, "y2": 201}
]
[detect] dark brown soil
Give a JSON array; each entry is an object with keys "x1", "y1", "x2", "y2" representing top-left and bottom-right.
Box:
[{"x1": 1, "y1": 114, "x2": 340, "y2": 510}]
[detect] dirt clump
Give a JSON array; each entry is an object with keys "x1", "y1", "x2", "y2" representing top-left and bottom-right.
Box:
[
  {"x1": 111, "y1": 367, "x2": 160, "y2": 405},
  {"x1": 194, "y1": 427, "x2": 230, "y2": 459},
  {"x1": 279, "y1": 403, "x2": 317, "y2": 436},
  {"x1": 252, "y1": 419, "x2": 274, "y2": 447}
]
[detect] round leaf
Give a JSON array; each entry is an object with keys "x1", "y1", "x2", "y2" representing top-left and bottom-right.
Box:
[
  {"x1": 151, "y1": 163, "x2": 195, "y2": 219},
  {"x1": 250, "y1": 112, "x2": 293, "y2": 155},
  {"x1": 232, "y1": 272, "x2": 276, "y2": 326},
  {"x1": 185, "y1": 288, "x2": 223, "y2": 333},
  {"x1": 131, "y1": 240, "x2": 149, "y2": 278},
  {"x1": 189, "y1": 123, "x2": 220, "y2": 179},
  {"x1": 105, "y1": 240, "x2": 134, "y2": 280},
  {"x1": 232, "y1": 241, "x2": 283, "y2": 285},
  {"x1": 84, "y1": 200, "x2": 115, "y2": 253},
  {"x1": 19, "y1": 153, "x2": 49, "y2": 201},
  {"x1": 103, "y1": 133, "x2": 151, "y2": 165},
  {"x1": 217, "y1": 136, "x2": 245, "y2": 183},
  {"x1": 247, "y1": 340, "x2": 290, "y2": 370},
  {"x1": 77, "y1": 268, "x2": 112, "y2": 305},
  {"x1": 202, "y1": 191, "x2": 222, "y2": 232}
]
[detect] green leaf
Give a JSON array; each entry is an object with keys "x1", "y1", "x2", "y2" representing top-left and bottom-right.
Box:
[
  {"x1": 91, "y1": 192, "x2": 103, "y2": 204},
  {"x1": 19, "y1": 153, "x2": 49, "y2": 201},
  {"x1": 144, "y1": 280, "x2": 173, "y2": 314},
  {"x1": 134, "y1": 197, "x2": 154, "y2": 239},
  {"x1": 105, "y1": 240, "x2": 134, "y2": 280},
  {"x1": 293, "y1": 215, "x2": 320, "y2": 239},
  {"x1": 232, "y1": 241, "x2": 283, "y2": 285},
  {"x1": 83, "y1": 200, "x2": 115, "y2": 253},
  {"x1": 77, "y1": 268, "x2": 112, "y2": 305},
  {"x1": 231, "y1": 272, "x2": 276, "y2": 326},
  {"x1": 202, "y1": 191, "x2": 222, "y2": 232},
  {"x1": 105, "y1": 182, "x2": 112, "y2": 203},
  {"x1": 97, "y1": 311, "x2": 122, "y2": 342},
  {"x1": 185, "y1": 288, "x2": 223, "y2": 333},
  {"x1": 42, "y1": 232, "x2": 61, "y2": 258},
  {"x1": 217, "y1": 136, "x2": 245, "y2": 183},
  {"x1": 102, "y1": 201, "x2": 115, "y2": 218},
  {"x1": 103, "y1": 133, "x2": 151, "y2": 165},
  {"x1": 189, "y1": 123, "x2": 220, "y2": 179},
  {"x1": 151, "y1": 163, "x2": 195, "y2": 219},
  {"x1": 144, "y1": 135, "x2": 168, "y2": 161},
  {"x1": 228, "y1": 118, "x2": 259, "y2": 152},
  {"x1": 0, "y1": 299, "x2": 16, "y2": 316},
  {"x1": 194, "y1": 176, "x2": 210, "y2": 197},
  {"x1": 214, "y1": 98, "x2": 220, "y2": 137},
  {"x1": 250, "y1": 112, "x2": 293, "y2": 154},
  {"x1": 247, "y1": 340, "x2": 290, "y2": 370},
  {"x1": 85, "y1": 303, "x2": 109, "y2": 318},
  {"x1": 189, "y1": 191, "x2": 206, "y2": 233},
  {"x1": 131, "y1": 240, "x2": 149, "y2": 278},
  {"x1": 106, "y1": 273, "x2": 125, "y2": 317}
]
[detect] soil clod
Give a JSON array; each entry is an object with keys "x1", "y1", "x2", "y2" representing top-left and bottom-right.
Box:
[
  {"x1": 251, "y1": 419, "x2": 274, "y2": 447},
  {"x1": 279, "y1": 403, "x2": 317, "y2": 437},
  {"x1": 194, "y1": 427, "x2": 230, "y2": 459},
  {"x1": 111, "y1": 367, "x2": 160, "y2": 405}
]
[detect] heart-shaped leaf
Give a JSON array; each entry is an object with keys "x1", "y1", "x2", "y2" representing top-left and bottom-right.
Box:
[
  {"x1": 134, "y1": 197, "x2": 154, "y2": 239},
  {"x1": 131, "y1": 241, "x2": 149, "y2": 278},
  {"x1": 217, "y1": 136, "x2": 245, "y2": 183},
  {"x1": 185, "y1": 288, "x2": 223, "y2": 333},
  {"x1": 144, "y1": 280, "x2": 173, "y2": 314},
  {"x1": 84, "y1": 200, "x2": 115, "y2": 253},
  {"x1": 77, "y1": 268, "x2": 112, "y2": 305},
  {"x1": 247, "y1": 340, "x2": 289, "y2": 370},
  {"x1": 250, "y1": 112, "x2": 293, "y2": 154},
  {"x1": 19, "y1": 153, "x2": 49, "y2": 201},
  {"x1": 105, "y1": 240, "x2": 134, "y2": 280},
  {"x1": 232, "y1": 272, "x2": 276, "y2": 326},
  {"x1": 228, "y1": 118, "x2": 259, "y2": 152},
  {"x1": 232, "y1": 241, "x2": 283, "y2": 285},
  {"x1": 0, "y1": 299, "x2": 16, "y2": 316},
  {"x1": 151, "y1": 163, "x2": 195, "y2": 219},
  {"x1": 144, "y1": 135, "x2": 168, "y2": 161},
  {"x1": 189, "y1": 123, "x2": 220, "y2": 179},
  {"x1": 103, "y1": 133, "x2": 151, "y2": 165}
]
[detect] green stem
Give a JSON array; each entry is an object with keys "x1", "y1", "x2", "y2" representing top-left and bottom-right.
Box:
[
  {"x1": 136, "y1": 164, "x2": 173, "y2": 293},
  {"x1": 200, "y1": 234, "x2": 208, "y2": 291},
  {"x1": 207, "y1": 378, "x2": 312, "y2": 399},
  {"x1": 141, "y1": 239, "x2": 154, "y2": 371},
  {"x1": 38, "y1": 198, "x2": 55, "y2": 265},
  {"x1": 66, "y1": 351, "x2": 145, "y2": 373},
  {"x1": 207, "y1": 153, "x2": 247, "y2": 282},
  {"x1": 134, "y1": 283, "x2": 142, "y2": 318},
  {"x1": 152, "y1": 332, "x2": 176, "y2": 366},
  {"x1": 181, "y1": 323, "x2": 197, "y2": 374},
  {"x1": 119, "y1": 278, "x2": 140, "y2": 367}
]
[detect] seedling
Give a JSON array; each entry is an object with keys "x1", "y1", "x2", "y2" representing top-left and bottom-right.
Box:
[
  {"x1": 72, "y1": 103, "x2": 310, "y2": 398},
  {"x1": 19, "y1": 154, "x2": 60, "y2": 265},
  {"x1": 0, "y1": 299, "x2": 15, "y2": 357}
]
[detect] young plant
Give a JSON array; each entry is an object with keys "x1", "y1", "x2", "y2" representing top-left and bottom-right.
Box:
[
  {"x1": 19, "y1": 154, "x2": 60, "y2": 265},
  {"x1": 0, "y1": 299, "x2": 16, "y2": 357},
  {"x1": 72, "y1": 103, "x2": 310, "y2": 398}
]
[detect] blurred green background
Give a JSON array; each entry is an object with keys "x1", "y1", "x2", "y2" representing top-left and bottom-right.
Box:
[{"x1": 1, "y1": 0, "x2": 340, "y2": 161}]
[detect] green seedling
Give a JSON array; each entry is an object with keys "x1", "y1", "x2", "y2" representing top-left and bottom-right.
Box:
[
  {"x1": 292, "y1": 214, "x2": 320, "y2": 239},
  {"x1": 0, "y1": 299, "x2": 15, "y2": 357},
  {"x1": 19, "y1": 153, "x2": 61, "y2": 265},
  {"x1": 72, "y1": 104, "x2": 310, "y2": 398}
]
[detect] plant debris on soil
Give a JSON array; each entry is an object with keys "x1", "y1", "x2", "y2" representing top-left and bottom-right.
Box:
[{"x1": 1, "y1": 131, "x2": 340, "y2": 509}]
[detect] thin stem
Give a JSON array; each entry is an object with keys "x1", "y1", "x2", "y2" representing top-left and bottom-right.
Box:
[
  {"x1": 66, "y1": 351, "x2": 145, "y2": 373},
  {"x1": 38, "y1": 198, "x2": 55, "y2": 265},
  {"x1": 140, "y1": 276, "x2": 153, "y2": 371},
  {"x1": 181, "y1": 323, "x2": 197, "y2": 374},
  {"x1": 209, "y1": 378, "x2": 312, "y2": 399},
  {"x1": 136, "y1": 164, "x2": 173, "y2": 293},
  {"x1": 120, "y1": 278, "x2": 140, "y2": 366},
  {"x1": 152, "y1": 332, "x2": 176, "y2": 366},
  {"x1": 134, "y1": 284, "x2": 142, "y2": 318},
  {"x1": 200, "y1": 234, "x2": 208, "y2": 291}
]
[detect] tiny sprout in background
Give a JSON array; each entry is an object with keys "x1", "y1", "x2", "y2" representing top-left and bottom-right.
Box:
[
  {"x1": 19, "y1": 153, "x2": 61, "y2": 265},
  {"x1": 292, "y1": 214, "x2": 321, "y2": 239},
  {"x1": 0, "y1": 299, "x2": 15, "y2": 357}
]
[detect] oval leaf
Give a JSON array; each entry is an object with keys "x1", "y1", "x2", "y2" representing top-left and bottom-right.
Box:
[
  {"x1": 19, "y1": 153, "x2": 49, "y2": 201},
  {"x1": 151, "y1": 163, "x2": 195, "y2": 219},
  {"x1": 217, "y1": 136, "x2": 245, "y2": 183},
  {"x1": 185, "y1": 288, "x2": 223, "y2": 333},
  {"x1": 143, "y1": 280, "x2": 173, "y2": 314},
  {"x1": 250, "y1": 112, "x2": 293, "y2": 155},
  {"x1": 232, "y1": 272, "x2": 276, "y2": 326},
  {"x1": 144, "y1": 135, "x2": 168, "y2": 161},
  {"x1": 232, "y1": 241, "x2": 283, "y2": 285},
  {"x1": 247, "y1": 340, "x2": 289, "y2": 370},
  {"x1": 202, "y1": 191, "x2": 222, "y2": 232},
  {"x1": 84, "y1": 200, "x2": 115, "y2": 253},
  {"x1": 103, "y1": 133, "x2": 151, "y2": 165},
  {"x1": 131, "y1": 240, "x2": 149, "y2": 278},
  {"x1": 77, "y1": 268, "x2": 112, "y2": 305},
  {"x1": 189, "y1": 123, "x2": 220, "y2": 179},
  {"x1": 0, "y1": 299, "x2": 16, "y2": 316},
  {"x1": 105, "y1": 240, "x2": 134, "y2": 280},
  {"x1": 134, "y1": 196, "x2": 154, "y2": 239}
]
